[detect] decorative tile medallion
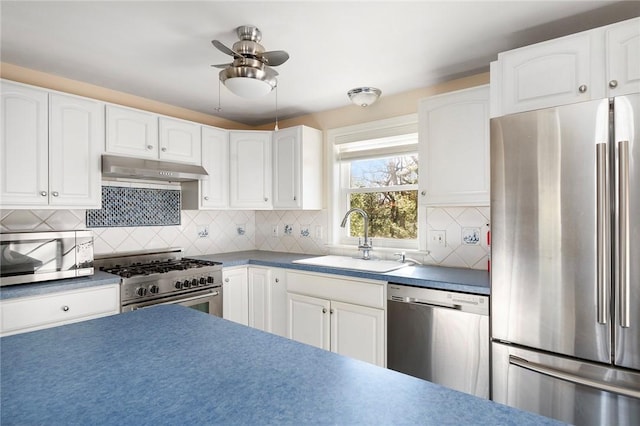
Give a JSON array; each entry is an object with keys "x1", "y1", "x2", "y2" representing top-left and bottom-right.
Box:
[{"x1": 86, "y1": 186, "x2": 181, "y2": 227}]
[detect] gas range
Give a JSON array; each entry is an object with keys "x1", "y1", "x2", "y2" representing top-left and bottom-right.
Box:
[{"x1": 95, "y1": 249, "x2": 223, "y2": 314}]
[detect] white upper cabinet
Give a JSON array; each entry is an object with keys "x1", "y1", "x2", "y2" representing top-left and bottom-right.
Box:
[
  {"x1": 105, "y1": 105, "x2": 201, "y2": 165},
  {"x1": 418, "y1": 85, "x2": 490, "y2": 206},
  {"x1": 498, "y1": 31, "x2": 602, "y2": 114},
  {"x1": 105, "y1": 105, "x2": 158, "y2": 159},
  {"x1": 48, "y1": 93, "x2": 104, "y2": 207},
  {"x1": 272, "y1": 125, "x2": 323, "y2": 210},
  {"x1": 158, "y1": 117, "x2": 201, "y2": 165},
  {"x1": 606, "y1": 18, "x2": 640, "y2": 97},
  {"x1": 1, "y1": 81, "x2": 49, "y2": 206},
  {"x1": 0, "y1": 81, "x2": 103, "y2": 208},
  {"x1": 229, "y1": 130, "x2": 272, "y2": 209},
  {"x1": 194, "y1": 126, "x2": 229, "y2": 209},
  {"x1": 495, "y1": 17, "x2": 639, "y2": 115}
]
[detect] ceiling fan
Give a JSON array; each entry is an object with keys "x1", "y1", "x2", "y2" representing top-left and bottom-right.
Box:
[{"x1": 212, "y1": 25, "x2": 290, "y2": 98}]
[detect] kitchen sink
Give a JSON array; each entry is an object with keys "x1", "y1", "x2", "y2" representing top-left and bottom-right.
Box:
[{"x1": 292, "y1": 255, "x2": 409, "y2": 273}]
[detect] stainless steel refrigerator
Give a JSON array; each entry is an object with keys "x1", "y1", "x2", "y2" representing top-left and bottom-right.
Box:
[{"x1": 490, "y1": 93, "x2": 640, "y2": 425}]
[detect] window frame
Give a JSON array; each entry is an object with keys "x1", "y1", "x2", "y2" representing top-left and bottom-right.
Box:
[{"x1": 327, "y1": 114, "x2": 426, "y2": 252}]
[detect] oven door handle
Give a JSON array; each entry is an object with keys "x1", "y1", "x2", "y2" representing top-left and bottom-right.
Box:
[{"x1": 153, "y1": 290, "x2": 220, "y2": 306}]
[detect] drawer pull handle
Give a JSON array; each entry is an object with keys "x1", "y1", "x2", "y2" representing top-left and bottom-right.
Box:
[
  {"x1": 578, "y1": 84, "x2": 588, "y2": 93},
  {"x1": 62, "y1": 305, "x2": 70, "y2": 312},
  {"x1": 609, "y1": 80, "x2": 618, "y2": 89}
]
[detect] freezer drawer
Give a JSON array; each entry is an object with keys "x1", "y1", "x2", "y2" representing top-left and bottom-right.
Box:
[
  {"x1": 387, "y1": 285, "x2": 489, "y2": 398},
  {"x1": 492, "y1": 341, "x2": 640, "y2": 425}
]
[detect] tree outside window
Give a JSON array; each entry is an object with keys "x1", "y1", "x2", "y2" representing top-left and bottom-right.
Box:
[{"x1": 345, "y1": 155, "x2": 418, "y2": 241}]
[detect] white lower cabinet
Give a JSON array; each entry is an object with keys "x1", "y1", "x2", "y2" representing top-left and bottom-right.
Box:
[
  {"x1": 286, "y1": 270, "x2": 386, "y2": 367},
  {"x1": 247, "y1": 266, "x2": 287, "y2": 337},
  {"x1": 0, "y1": 284, "x2": 120, "y2": 337},
  {"x1": 222, "y1": 267, "x2": 249, "y2": 326}
]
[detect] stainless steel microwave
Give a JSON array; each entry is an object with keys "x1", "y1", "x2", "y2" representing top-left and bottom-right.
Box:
[{"x1": 0, "y1": 231, "x2": 94, "y2": 286}]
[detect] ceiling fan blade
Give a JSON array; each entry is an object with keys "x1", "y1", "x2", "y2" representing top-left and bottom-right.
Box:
[
  {"x1": 210, "y1": 63, "x2": 232, "y2": 69},
  {"x1": 261, "y1": 50, "x2": 289, "y2": 66},
  {"x1": 211, "y1": 40, "x2": 242, "y2": 59}
]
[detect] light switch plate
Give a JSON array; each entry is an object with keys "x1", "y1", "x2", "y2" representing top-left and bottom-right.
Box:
[
  {"x1": 271, "y1": 225, "x2": 279, "y2": 237},
  {"x1": 430, "y1": 230, "x2": 446, "y2": 247}
]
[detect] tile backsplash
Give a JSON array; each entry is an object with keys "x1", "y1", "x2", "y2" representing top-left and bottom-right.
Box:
[
  {"x1": 87, "y1": 186, "x2": 181, "y2": 227},
  {"x1": 0, "y1": 205, "x2": 489, "y2": 270}
]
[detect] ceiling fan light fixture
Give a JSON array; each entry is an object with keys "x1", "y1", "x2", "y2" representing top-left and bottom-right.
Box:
[
  {"x1": 219, "y1": 66, "x2": 276, "y2": 98},
  {"x1": 348, "y1": 87, "x2": 381, "y2": 107}
]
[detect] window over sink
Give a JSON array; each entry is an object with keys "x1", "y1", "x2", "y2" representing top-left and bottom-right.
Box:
[{"x1": 328, "y1": 115, "x2": 422, "y2": 251}]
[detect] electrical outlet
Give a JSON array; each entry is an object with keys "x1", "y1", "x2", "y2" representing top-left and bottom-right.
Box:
[
  {"x1": 315, "y1": 226, "x2": 323, "y2": 239},
  {"x1": 430, "y1": 230, "x2": 446, "y2": 247},
  {"x1": 271, "y1": 225, "x2": 279, "y2": 237}
]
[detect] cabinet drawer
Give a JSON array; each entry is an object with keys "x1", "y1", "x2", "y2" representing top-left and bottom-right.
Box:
[
  {"x1": 286, "y1": 271, "x2": 384, "y2": 308},
  {"x1": 0, "y1": 285, "x2": 120, "y2": 336}
]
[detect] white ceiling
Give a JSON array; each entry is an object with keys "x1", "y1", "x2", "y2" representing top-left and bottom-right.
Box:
[{"x1": 1, "y1": 1, "x2": 638, "y2": 126}]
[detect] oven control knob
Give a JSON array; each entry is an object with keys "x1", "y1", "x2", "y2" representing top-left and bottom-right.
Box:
[
  {"x1": 136, "y1": 287, "x2": 148, "y2": 297},
  {"x1": 183, "y1": 279, "x2": 191, "y2": 289},
  {"x1": 207, "y1": 276, "x2": 214, "y2": 284},
  {"x1": 175, "y1": 281, "x2": 183, "y2": 289},
  {"x1": 191, "y1": 278, "x2": 198, "y2": 287},
  {"x1": 149, "y1": 285, "x2": 160, "y2": 294},
  {"x1": 199, "y1": 277, "x2": 206, "y2": 285}
]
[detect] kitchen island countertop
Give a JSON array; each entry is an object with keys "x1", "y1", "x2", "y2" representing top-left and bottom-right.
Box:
[
  {"x1": 1, "y1": 305, "x2": 559, "y2": 425},
  {"x1": 192, "y1": 250, "x2": 490, "y2": 295}
]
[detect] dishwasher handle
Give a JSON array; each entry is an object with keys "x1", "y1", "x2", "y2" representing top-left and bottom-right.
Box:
[{"x1": 391, "y1": 295, "x2": 462, "y2": 310}]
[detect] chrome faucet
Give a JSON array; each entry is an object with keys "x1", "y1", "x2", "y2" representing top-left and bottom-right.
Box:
[{"x1": 340, "y1": 208, "x2": 373, "y2": 260}]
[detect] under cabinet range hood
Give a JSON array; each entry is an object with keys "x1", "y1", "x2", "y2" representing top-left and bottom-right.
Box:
[{"x1": 102, "y1": 155, "x2": 208, "y2": 182}]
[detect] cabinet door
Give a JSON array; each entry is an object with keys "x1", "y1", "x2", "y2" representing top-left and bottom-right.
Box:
[
  {"x1": 419, "y1": 85, "x2": 490, "y2": 206},
  {"x1": 0, "y1": 81, "x2": 49, "y2": 207},
  {"x1": 222, "y1": 268, "x2": 248, "y2": 325},
  {"x1": 330, "y1": 301, "x2": 385, "y2": 367},
  {"x1": 229, "y1": 131, "x2": 272, "y2": 209},
  {"x1": 200, "y1": 126, "x2": 229, "y2": 208},
  {"x1": 248, "y1": 267, "x2": 270, "y2": 332},
  {"x1": 158, "y1": 117, "x2": 201, "y2": 165},
  {"x1": 105, "y1": 105, "x2": 158, "y2": 159},
  {"x1": 48, "y1": 93, "x2": 104, "y2": 207},
  {"x1": 606, "y1": 18, "x2": 640, "y2": 97},
  {"x1": 0, "y1": 285, "x2": 119, "y2": 337},
  {"x1": 272, "y1": 127, "x2": 300, "y2": 209},
  {"x1": 287, "y1": 292, "x2": 330, "y2": 350},
  {"x1": 270, "y1": 269, "x2": 287, "y2": 337},
  {"x1": 499, "y1": 31, "x2": 603, "y2": 114}
]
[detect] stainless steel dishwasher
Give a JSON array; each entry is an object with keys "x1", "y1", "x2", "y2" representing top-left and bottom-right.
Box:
[{"x1": 387, "y1": 283, "x2": 490, "y2": 398}]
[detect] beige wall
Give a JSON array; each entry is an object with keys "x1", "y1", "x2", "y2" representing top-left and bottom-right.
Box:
[{"x1": 2, "y1": 62, "x2": 488, "y2": 131}]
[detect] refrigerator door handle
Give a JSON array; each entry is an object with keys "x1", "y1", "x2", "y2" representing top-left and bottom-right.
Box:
[
  {"x1": 596, "y1": 143, "x2": 609, "y2": 325},
  {"x1": 509, "y1": 355, "x2": 640, "y2": 399},
  {"x1": 617, "y1": 140, "x2": 630, "y2": 328}
]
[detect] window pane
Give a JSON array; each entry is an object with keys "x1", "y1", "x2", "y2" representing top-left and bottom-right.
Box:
[
  {"x1": 348, "y1": 191, "x2": 418, "y2": 239},
  {"x1": 350, "y1": 155, "x2": 418, "y2": 189}
]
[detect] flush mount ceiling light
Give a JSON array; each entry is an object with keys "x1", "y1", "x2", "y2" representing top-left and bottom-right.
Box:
[
  {"x1": 211, "y1": 25, "x2": 289, "y2": 98},
  {"x1": 348, "y1": 87, "x2": 382, "y2": 107}
]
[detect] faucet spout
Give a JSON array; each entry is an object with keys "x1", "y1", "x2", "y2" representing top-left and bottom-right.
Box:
[{"x1": 340, "y1": 208, "x2": 372, "y2": 259}]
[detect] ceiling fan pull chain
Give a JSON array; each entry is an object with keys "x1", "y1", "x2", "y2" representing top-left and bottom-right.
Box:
[
  {"x1": 215, "y1": 79, "x2": 222, "y2": 112},
  {"x1": 274, "y1": 84, "x2": 279, "y2": 131}
]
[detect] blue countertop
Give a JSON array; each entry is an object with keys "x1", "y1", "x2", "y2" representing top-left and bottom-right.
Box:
[
  {"x1": 0, "y1": 250, "x2": 490, "y2": 300},
  {"x1": 0, "y1": 270, "x2": 121, "y2": 300},
  {"x1": 0, "y1": 305, "x2": 559, "y2": 425},
  {"x1": 192, "y1": 250, "x2": 490, "y2": 295}
]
